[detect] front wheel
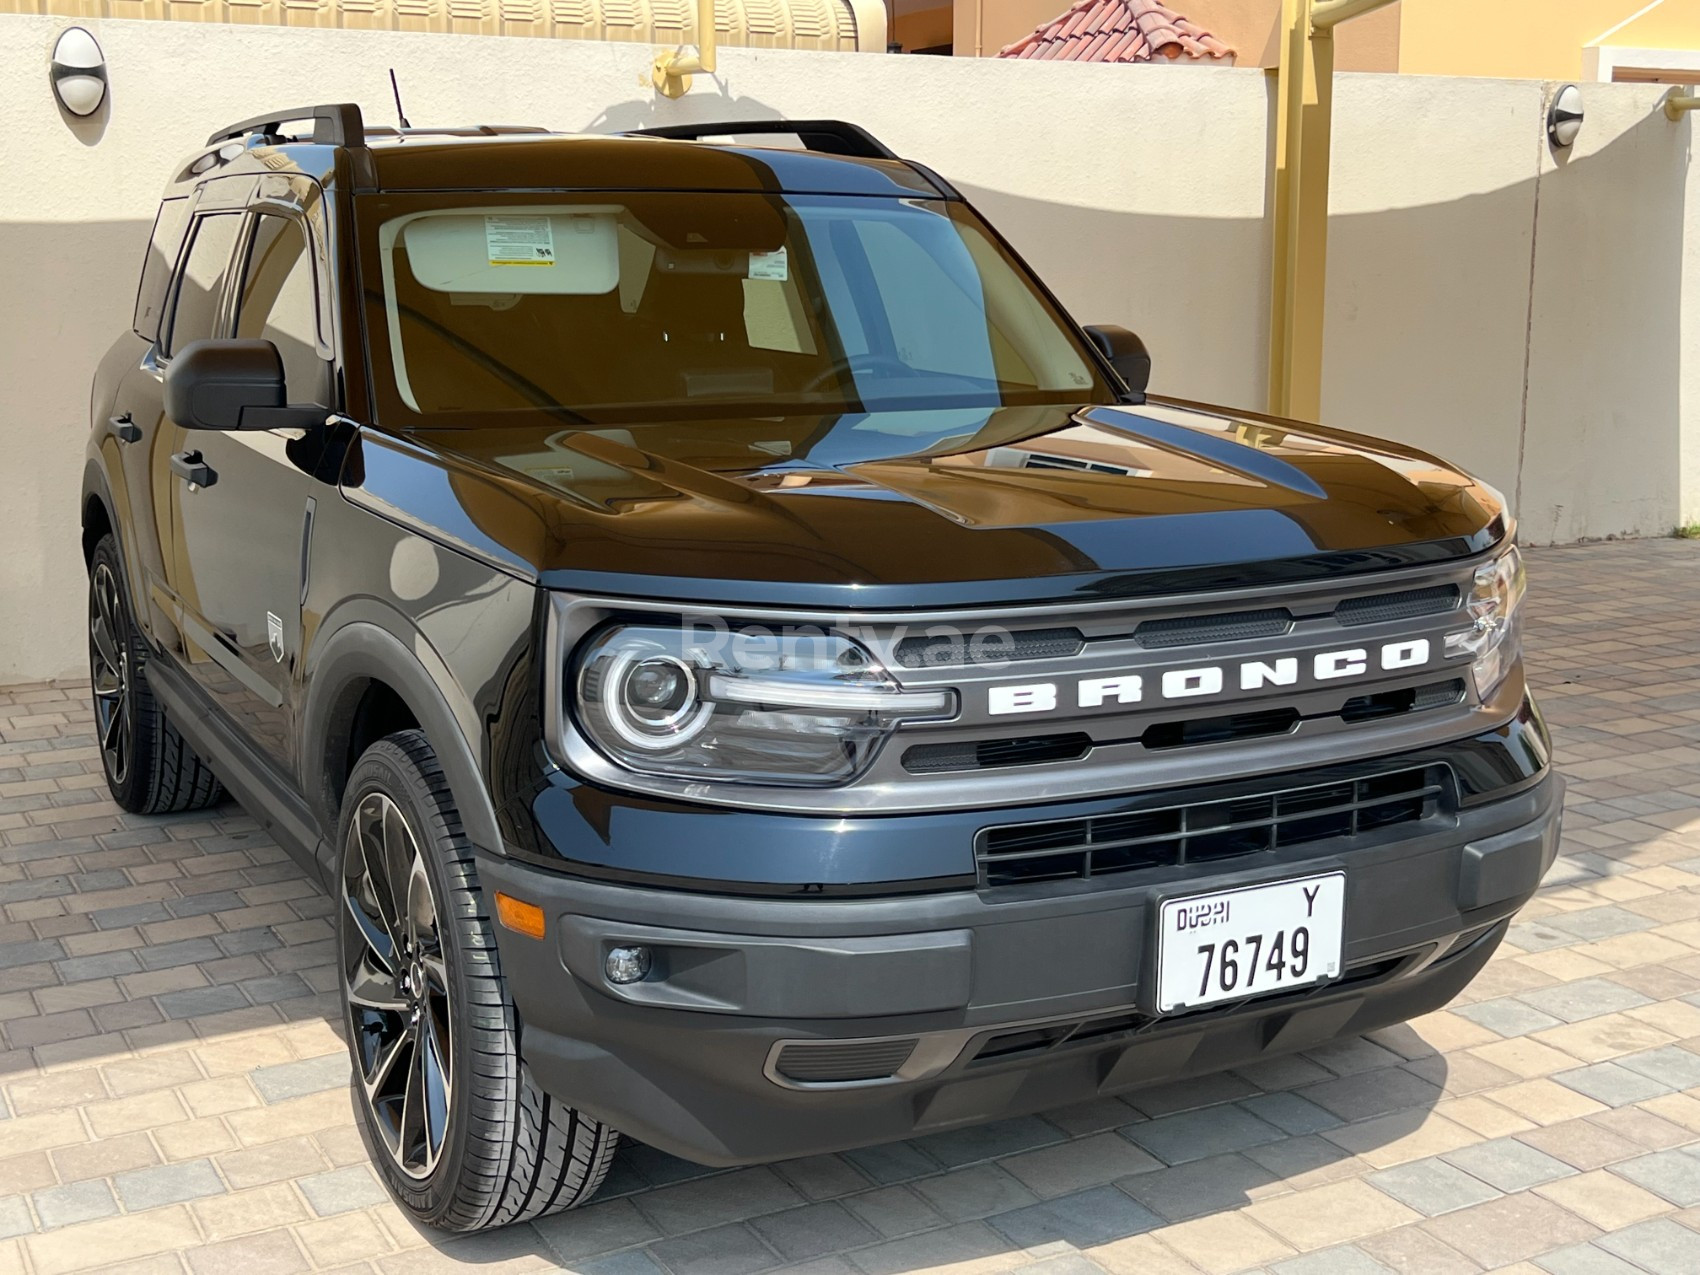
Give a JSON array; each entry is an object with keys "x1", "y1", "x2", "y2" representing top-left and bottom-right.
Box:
[{"x1": 336, "y1": 731, "x2": 618, "y2": 1231}]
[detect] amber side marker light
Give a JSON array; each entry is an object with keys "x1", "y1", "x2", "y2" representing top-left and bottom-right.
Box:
[{"x1": 495, "y1": 892, "x2": 546, "y2": 939}]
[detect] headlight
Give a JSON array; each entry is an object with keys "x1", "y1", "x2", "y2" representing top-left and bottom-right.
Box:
[
  {"x1": 574, "y1": 624, "x2": 955, "y2": 786},
  {"x1": 1444, "y1": 545, "x2": 1525, "y2": 697}
]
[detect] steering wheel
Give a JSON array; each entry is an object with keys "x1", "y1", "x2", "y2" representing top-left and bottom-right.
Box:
[{"x1": 802, "y1": 354, "x2": 916, "y2": 394}]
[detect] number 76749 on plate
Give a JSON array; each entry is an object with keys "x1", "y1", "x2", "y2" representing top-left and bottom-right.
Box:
[{"x1": 1155, "y1": 872, "x2": 1346, "y2": 1014}]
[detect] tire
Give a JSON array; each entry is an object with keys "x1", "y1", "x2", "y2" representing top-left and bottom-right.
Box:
[
  {"x1": 336, "y1": 730, "x2": 618, "y2": 1232},
  {"x1": 86, "y1": 533, "x2": 224, "y2": 814}
]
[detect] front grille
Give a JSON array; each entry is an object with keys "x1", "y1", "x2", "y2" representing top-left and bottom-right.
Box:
[
  {"x1": 976, "y1": 765, "x2": 1449, "y2": 887},
  {"x1": 1134, "y1": 608, "x2": 1293, "y2": 648},
  {"x1": 773, "y1": 1038, "x2": 917, "y2": 1083},
  {"x1": 904, "y1": 732, "x2": 1092, "y2": 774},
  {"x1": 893, "y1": 627, "x2": 1084, "y2": 668},
  {"x1": 1341, "y1": 678, "x2": 1466, "y2": 723},
  {"x1": 1141, "y1": 708, "x2": 1299, "y2": 751},
  {"x1": 911, "y1": 679, "x2": 1464, "y2": 775},
  {"x1": 1334, "y1": 584, "x2": 1460, "y2": 626}
]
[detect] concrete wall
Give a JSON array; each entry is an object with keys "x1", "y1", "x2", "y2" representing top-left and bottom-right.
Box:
[
  {"x1": 1322, "y1": 75, "x2": 1695, "y2": 545},
  {"x1": 0, "y1": 15, "x2": 1694, "y2": 684}
]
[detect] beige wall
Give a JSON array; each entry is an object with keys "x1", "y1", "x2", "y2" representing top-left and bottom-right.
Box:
[
  {"x1": 1321, "y1": 75, "x2": 1693, "y2": 543},
  {"x1": 1399, "y1": 0, "x2": 1700, "y2": 80},
  {"x1": 0, "y1": 16, "x2": 1695, "y2": 684}
]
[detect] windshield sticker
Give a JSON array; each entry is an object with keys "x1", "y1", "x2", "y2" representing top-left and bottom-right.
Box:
[
  {"x1": 748, "y1": 248, "x2": 789, "y2": 282},
  {"x1": 484, "y1": 215, "x2": 556, "y2": 267}
]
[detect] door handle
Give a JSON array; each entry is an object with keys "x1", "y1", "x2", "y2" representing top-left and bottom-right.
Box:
[
  {"x1": 108, "y1": 413, "x2": 141, "y2": 444},
  {"x1": 170, "y1": 450, "x2": 217, "y2": 490}
]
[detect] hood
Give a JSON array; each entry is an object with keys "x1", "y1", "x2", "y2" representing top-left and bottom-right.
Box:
[{"x1": 351, "y1": 400, "x2": 1507, "y2": 607}]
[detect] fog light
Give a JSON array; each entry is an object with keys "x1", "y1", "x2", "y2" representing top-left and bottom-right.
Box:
[{"x1": 605, "y1": 945, "x2": 652, "y2": 985}]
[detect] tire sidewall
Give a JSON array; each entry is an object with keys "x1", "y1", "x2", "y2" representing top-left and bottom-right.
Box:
[
  {"x1": 88, "y1": 535, "x2": 146, "y2": 809},
  {"x1": 336, "y1": 736, "x2": 509, "y2": 1225}
]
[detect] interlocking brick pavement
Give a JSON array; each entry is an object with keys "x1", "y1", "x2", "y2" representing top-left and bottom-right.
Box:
[{"x1": 4, "y1": 539, "x2": 1700, "y2": 1274}]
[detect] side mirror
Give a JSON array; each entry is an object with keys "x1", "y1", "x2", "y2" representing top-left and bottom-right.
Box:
[
  {"x1": 1083, "y1": 325, "x2": 1151, "y2": 399},
  {"x1": 164, "y1": 339, "x2": 323, "y2": 431}
]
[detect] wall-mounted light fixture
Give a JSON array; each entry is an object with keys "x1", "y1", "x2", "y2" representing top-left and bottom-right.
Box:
[
  {"x1": 50, "y1": 27, "x2": 107, "y2": 117},
  {"x1": 1547, "y1": 83, "x2": 1583, "y2": 148}
]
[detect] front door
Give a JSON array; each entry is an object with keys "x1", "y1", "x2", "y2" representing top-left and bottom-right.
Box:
[{"x1": 168, "y1": 205, "x2": 337, "y2": 774}]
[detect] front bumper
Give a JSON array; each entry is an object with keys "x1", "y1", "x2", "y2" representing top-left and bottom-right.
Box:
[{"x1": 480, "y1": 768, "x2": 1562, "y2": 1166}]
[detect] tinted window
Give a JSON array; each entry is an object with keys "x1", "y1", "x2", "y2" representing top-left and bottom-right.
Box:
[
  {"x1": 235, "y1": 214, "x2": 329, "y2": 404},
  {"x1": 164, "y1": 213, "x2": 241, "y2": 356},
  {"x1": 133, "y1": 198, "x2": 190, "y2": 341}
]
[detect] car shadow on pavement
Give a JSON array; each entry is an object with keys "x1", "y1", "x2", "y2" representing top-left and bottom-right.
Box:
[
  {"x1": 380, "y1": 1039, "x2": 1449, "y2": 1270},
  {"x1": 4, "y1": 687, "x2": 1455, "y2": 1273}
]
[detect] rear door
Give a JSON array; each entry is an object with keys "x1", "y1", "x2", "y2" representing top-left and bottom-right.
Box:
[
  {"x1": 168, "y1": 194, "x2": 338, "y2": 773},
  {"x1": 106, "y1": 195, "x2": 248, "y2": 652}
]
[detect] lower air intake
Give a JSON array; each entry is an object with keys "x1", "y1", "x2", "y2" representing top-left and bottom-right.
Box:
[{"x1": 773, "y1": 1038, "x2": 918, "y2": 1084}]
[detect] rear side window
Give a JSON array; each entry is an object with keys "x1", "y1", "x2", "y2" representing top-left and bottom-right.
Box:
[
  {"x1": 163, "y1": 213, "x2": 241, "y2": 356},
  {"x1": 132, "y1": 197, "x2": 190, "y2": 341}
]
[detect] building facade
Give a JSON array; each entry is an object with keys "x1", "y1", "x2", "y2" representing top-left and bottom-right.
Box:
[{"x1": 954, "y1": 0, "x2": 1700, "y2": 77}]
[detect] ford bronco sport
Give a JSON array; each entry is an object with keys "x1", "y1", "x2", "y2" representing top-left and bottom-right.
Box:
[{"x1": 83, "y1": 104, "x2": 1561, "y2": 1232}]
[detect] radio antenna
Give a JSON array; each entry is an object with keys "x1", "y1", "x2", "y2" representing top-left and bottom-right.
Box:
[{"x1": 388, "y1": 68, "x2": 412, "y2": 131}]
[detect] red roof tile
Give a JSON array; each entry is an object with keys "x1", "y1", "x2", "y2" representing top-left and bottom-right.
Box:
[{"x1": 999, "y1": 0, "x2": 1234, "y2": 63}]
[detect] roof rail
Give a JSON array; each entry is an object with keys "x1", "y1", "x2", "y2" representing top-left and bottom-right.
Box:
[
  {"x1": 207, "y1": 103, "x2": 365, "y2": 148},
  {"x1": 363, "y1": 124, "x2": 553, "y2": 139},
  {"x1": 624, "y1": 119, "x2": 898, "y2": 161}
]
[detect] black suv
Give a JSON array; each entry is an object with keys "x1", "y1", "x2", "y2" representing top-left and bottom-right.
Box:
[{"x1": 83, "y1": 104, "x2": 1561, "y2": 1232}]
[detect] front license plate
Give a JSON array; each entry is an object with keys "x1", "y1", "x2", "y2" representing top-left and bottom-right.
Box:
[{"x1": 1156, "y1": 872, "x2": 1345, "y2": 1013}]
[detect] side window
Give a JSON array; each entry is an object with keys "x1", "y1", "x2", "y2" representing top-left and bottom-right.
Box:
[
  {"x1": 235, "y1": 214, "x2": 330, "y2": 404},
  {"x1": 132, "y1": 198, "x2": 190, "y2": 341},
  {"x1": 163, "y1": 213, "x2": 242, "y2": 356}
]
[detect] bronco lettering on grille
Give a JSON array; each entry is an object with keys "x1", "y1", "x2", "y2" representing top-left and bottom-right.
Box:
[{"x1": 987, "y1": 640, "x2": 1434, "y2": 715}]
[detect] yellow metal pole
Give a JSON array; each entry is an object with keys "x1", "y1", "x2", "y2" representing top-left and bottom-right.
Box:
[
  {"x1": 1266, "y1": 0, "x2": 1397, "y2": 422},
  {"x1": 653, "y1": 0, "x2": 719, "y2": 97},
  {"x1": 1267, "y1": 0, "x2": 1329, "y2": 420},
  {"x1": 1665, "y1": 87, "x2": 1700, "y2": 119},
  {"x1": 1310, "y1": 0, "x2": 1393, "y2": 29}
]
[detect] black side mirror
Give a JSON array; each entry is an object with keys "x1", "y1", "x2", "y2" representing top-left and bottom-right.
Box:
[
  {"x1": 165, "y1": 339, "x2": 324, "y2": 431},
  {"x1": 1083, "y1": 325, "x2": 1151, "y2": 400}
]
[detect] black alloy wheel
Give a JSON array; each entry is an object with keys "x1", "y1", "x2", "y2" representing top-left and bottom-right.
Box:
[
  {"x1": 337, "y1": 732, "x2": 618, "y2": 1231},
  {"x1": 343, "y1": 789, "x2": 455, "y2": 1179},
  {"x1": 88, "y1": 558, "x2": 131, "y2": 787}
]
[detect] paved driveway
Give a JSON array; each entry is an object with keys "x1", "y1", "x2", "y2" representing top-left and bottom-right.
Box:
[{"x1": 4, "y1": 540, "x2": 1700, "y2": 1275}]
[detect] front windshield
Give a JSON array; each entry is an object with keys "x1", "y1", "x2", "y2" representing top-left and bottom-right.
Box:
[{"x1": 358, "y1": 191, "x2": 1115, "y2": 424}]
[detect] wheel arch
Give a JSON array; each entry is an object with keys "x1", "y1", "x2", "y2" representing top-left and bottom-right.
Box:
[
  {"x1": 302, "y1": 603, "x2": 505, "y2": 858},
  {"x1": 81, "y1": 460, "x2": 121, "y2": 566}
]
